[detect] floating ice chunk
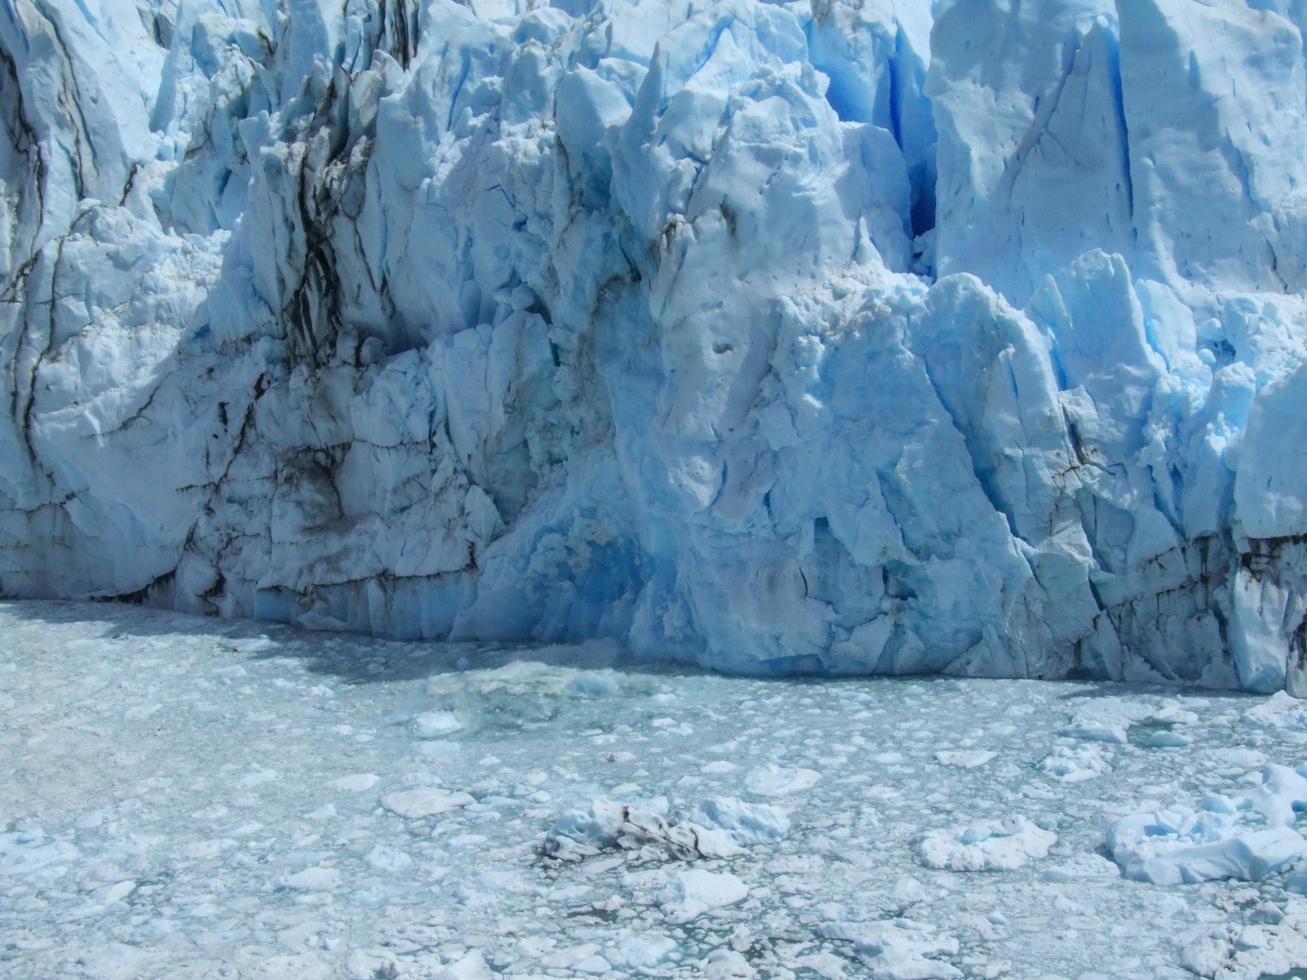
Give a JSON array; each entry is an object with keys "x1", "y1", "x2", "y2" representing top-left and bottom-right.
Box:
[
  {"x1": 381, "y1": 788, "x2": 475, "y2": 819},
  {"x1": 230, "y1": 637, "x2": 277, "y2": 655},
  {"x1": 347, "y1": 952, "x2": 403, "y2": 979},
  {"x1": 794, "y1": 951, "x2": 850, "y2": 978},
  {"x1": 820, "y1": 919, "x2": 961, "y2": 978},
  {"x1": 1107, "y1": 764, "x2": 1307, "y2": 884},
  {"x1": 660, "y1": 869, "x2": 748, "y2": 923},
  {"x1": 891, "y1": 877, "x2": 931, "y2": 904},
  {"x1": 1145, "y1": 730, "x2": 1190, "y2": 749},
  {"x1": 565, "y1": 673, "x2": 620, "y2": 697},
  {"x1": 1181, "y1": 903, "x2": 1307, "y2": 979},
  {"x1": 1108, "y1": 814, "x2": 1305, "y2": 885},
  {"x1": 543, "y1": 797, "x2": 735, "y2": 860},
  {"x1": 90, "y1": 879, "x2": 137, "y2": 904},
  {"x1": 1040, "y1": 852, "x2": 1121, "y2": 884},
  {"x1": 435, "y1": 951, "x2": 492, "y2": 979},
  {"x1": 68, "y1": 944, "x2": 151, "y2": 978},
  {"x1": 1061, "y1": 698, "x2": 1161, "y2": 744},
  {"x1": 543, "y1": 798, "x2": 630, "y2": 860},
  {"x1": 365, "y1": 846, "x2": 415, "y2": 873},
  {"x1": 0, "y1": 829, "x2": 79, "y2": 876},
  {"x1": 280, "y1": 867, "x2": 340, "y2": 892},
  {"x1": 702, "y1": 948, "x2": 756, "y2": 977},
  {"x1": 743, "y1": 764, "x2": 820, "y2": 797},
  {"x1": 608, "y1": 932, "x2": 677, "y2": 970},
  {"x1": 1208, "y1": 748, "x2": 1269, "y2": 771},
  {"x1": 690, "y1": 798, "x2": 791, "y2": 845},
  {"x1": 1040, "y1": 742, "x2": 1111, "y2": 783},
  {"x1": 540, "y1": 944, "x2": 610, "y2": 973},
  {"x1": 412, "y1": 711, "x2": 464, "y2": 738},
  {"x1": 1246, "y1": 692, "x2": 1307, "y2": 727},
  {"x1": 185, "y1": 838, "x2": 233, "y2": 860},
  {"x1": 1153, "y1": 703, "x2": 1200, "y2": 726},
  {"x1": 414, "y1": 741, "x2": 463, "y2": 761},
  {"x1": 914, "y1": 817, "x2": 1056, "y2": 872},
  {"x1": 543, "y1": 795, "x2": 785, "y2": 861},
  {"x1": 241, "y1": 768, "x2": 280, "y2": 787},
  {"x1": 330, "y1": 773, "x2": 380, "y2": 792},
  {"x1": 934, "y1": 750, "x2": 997, "y2": 769},
  {"x1": 1060, "y1": 719, "x2": 1128, "y2": 744}
]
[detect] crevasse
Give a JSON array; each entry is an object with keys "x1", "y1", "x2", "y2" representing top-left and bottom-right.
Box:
[{"x1": 3, "y1": 0, "x2": 1307, "y2": 692}]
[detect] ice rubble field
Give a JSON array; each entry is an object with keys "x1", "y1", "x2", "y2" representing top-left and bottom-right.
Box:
[{"x1": 11, "y1": 603, "x2": 1307, "y2": 979}]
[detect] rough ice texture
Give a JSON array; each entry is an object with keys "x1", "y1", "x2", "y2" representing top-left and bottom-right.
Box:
[
  {"x1": 1107, "y1": 764, "x2": 1307, "y2": 885},
  {"x1": 914, "y1": 816, "x2": 1056, "y2": 872},
  {"x1": 4, "y1": 0, "x2": 1307, "y2": 691}
]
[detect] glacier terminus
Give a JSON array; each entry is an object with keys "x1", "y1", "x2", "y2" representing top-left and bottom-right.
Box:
[{"x1": 4, "y1": 0, "x2": 1307, "y2": 693}]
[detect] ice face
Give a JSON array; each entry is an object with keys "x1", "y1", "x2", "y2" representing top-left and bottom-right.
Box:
[{"x1": 4, "y1": 0, "x2": 1307, "y2": 690}]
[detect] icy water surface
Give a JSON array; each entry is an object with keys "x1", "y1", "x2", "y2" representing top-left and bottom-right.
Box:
[{"x1": 4, "y1": 601, "x2": 1307, "y2": 979}]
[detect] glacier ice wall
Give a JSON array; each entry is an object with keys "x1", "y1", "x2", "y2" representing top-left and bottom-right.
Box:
[{"x1": 4, "y1": 0, "x2": 1307, "y2": 691}]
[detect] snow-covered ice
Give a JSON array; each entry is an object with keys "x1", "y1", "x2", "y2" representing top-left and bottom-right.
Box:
[
  {"x1": 660, "y1": 869, "x2": 749, "y2": 923},
  {"x1": 542, "y1": 795, "x2": 787, "y2": 862},
  {"x1": 934, "y1": 750, "x2": 997, "y2": 769},
  {"x1": 380, "y1": 787, "x2": 477, "y2": 819},
  {"x1": 819, "y1": 918, "x2": 962, "y2": 979},
  {"x1": 914, "y1": 818, "x2": 1057, "y2": 872},
  {"x1": 8, "y1": 600, "x2": 1307, "y2": 978},
  {"x1": 742, "y1": 765, "x2": 822, "y2": 798},
  {"x1": 1108, "y1": 765, "x2": 1307, "y2": 886}
]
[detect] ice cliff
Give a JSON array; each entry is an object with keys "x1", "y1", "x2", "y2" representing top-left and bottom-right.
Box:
[{"x1": 4, "y1": 0, "x2": 1307, "y2": 691}]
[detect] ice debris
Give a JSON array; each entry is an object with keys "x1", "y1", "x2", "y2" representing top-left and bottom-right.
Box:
[
  {"x1": 0, "y1": 828, "x2": 79, "y2": 876},
  {"x1": 380, "y1": 788, "x2": 476, "y2": 819},
  {"x1": 659, "y1": 869, "x2": 749, "y2": 923},
  {"x1": 743, "y1": 765, "x2": 821, "y2": 798},
  {"x1": 542, "y1": 796, "x2": 788, "y2": 861},
  {"x1": 820, "y1": 919, "x2": 961, "y2": 979},
  {"x1": 914, "y1": 817, "x2": 1056, "y2": 872},
  {"x1": 1107, "y1": 764, "x2": 1307, "y2": 884}
]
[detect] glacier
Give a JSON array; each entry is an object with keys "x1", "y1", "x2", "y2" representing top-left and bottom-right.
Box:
[{"x1": 3, "y1": 0, "x2": 1307, "y2": 691}]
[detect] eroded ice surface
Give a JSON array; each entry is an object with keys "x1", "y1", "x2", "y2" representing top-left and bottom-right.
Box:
[
  {"x1": 5, "y1": 0, "x2": 1307, "y2": 689},
  {"x1": 8, "y1": 602, "x2": 1307, "y2": 979}
]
